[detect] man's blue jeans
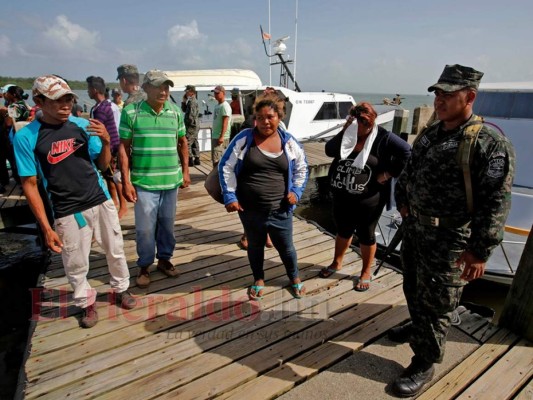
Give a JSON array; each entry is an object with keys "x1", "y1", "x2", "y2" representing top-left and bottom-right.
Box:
[
  {"x1": 134, "y1": 187, "x2": 178, "y2": 267},
  {"x1": 239, "y1": 208, "x2": 299, "y2": 281}
]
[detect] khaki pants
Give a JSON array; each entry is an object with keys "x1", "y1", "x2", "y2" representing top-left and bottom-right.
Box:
[
  {"x1": 211, "y1": 138, "x2": 229, "y2": 166},
  {"x1": 54, "y1": 199, "x2": 130, "y2": 308}
]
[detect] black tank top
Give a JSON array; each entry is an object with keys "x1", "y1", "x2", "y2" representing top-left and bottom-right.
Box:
[{"x1": 237, "y1": 142, "x2": 288, "y2": 211}]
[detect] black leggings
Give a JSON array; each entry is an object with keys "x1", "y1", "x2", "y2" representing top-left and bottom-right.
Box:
[{"x1": 332, "y1": 193, "x2": 387, "y2": 245}]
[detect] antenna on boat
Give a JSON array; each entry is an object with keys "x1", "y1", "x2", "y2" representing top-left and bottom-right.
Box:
[{"x1": 260, "y1": 25, "x2": 301, "y2": 92}]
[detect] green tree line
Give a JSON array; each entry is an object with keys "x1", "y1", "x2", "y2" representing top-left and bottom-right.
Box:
[{"x1": 0, "y1": 76, "x2": 119, "y2": 90}]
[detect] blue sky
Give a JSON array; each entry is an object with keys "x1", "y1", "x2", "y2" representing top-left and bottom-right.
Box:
[{"x1": 1, "y1": 0, "x2": 532, "y2": 94}]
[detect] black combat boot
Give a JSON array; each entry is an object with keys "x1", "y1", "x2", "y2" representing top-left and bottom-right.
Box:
[
  {"x1": 388, "y1": 321, "x2": 413, "y2": 343},
  {"x1": 392, "y1": 356, "x2": 435, "y2": 397}
]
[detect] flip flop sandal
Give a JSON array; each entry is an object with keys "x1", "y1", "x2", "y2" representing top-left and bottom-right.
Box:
[
  {"x1": 319, "y1": 267, "x2": 341, "y2": 278},
  {"x1": 291, "y1": 282, "x2": 305, "y2": 299},
  {"x1": 354, "y1": 276, "x2": 371, "y2": 292},
  {"x1": 239, "y1": 235, "x2": 248, "y2": 250},
  {"x1": 248, "y1": 285, "x2": 264, "y2": 301}
]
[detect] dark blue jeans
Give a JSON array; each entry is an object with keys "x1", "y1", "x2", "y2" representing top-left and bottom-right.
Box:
[{"x1": 239, "y1": 208, "x2": 299, "y2": 281}]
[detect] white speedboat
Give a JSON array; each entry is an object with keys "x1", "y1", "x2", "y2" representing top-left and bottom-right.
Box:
[
  {"x1": 165, "y1": 69, "x2": 395, "y2": 151},
  {"x1": 376, "y1": 82, "x2": 533, "y2": 285}
]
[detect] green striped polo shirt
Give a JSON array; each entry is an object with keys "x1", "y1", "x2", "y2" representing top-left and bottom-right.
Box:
[{"x1": 120, "y1": 100, "x2": 186, "y2": 190}]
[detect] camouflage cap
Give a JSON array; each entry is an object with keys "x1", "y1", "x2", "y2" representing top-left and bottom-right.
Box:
[
  {"x1": 32, "y1": 75, "x2": 77, "y2": 100},
  {"x1": 428, "y1": 64, "x2": 484, "y2": 92},
  {"x1": 185, "y1": 84, "x2": 196, "y2": 91},
  {"x1": 116, "y1": 64, "x2": 139, "y2": 80},
  {"x1": 142, "y1": 69, "x2": 174, "y2": 87}
]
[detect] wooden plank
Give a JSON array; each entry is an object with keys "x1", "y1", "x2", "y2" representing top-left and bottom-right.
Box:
[
  {"x1": 25, "y1": 259, "x2": 374, "y2": 398},
  {"x1": 0, "y1": 183, "x2": 25, "y2": 209},
  {"x1": 30, "y1": 228, "x2": 346, "y2": 341},
  {"x1": 455, "y1": 309, "x2": 491, "y2": 338},
  {"x1": 0, "y1": 204, "x2": 35, "y2": 230},
  {"x1": 456, "y1": 338, "x2": 533, "y2": 400},
  {"x1": 219, "y1": 304, "x2": 410, "y2": 400},
  {"x1": 163, "y1": 296, "x2": 409, "y2": 400},
  {"x1": 474, "y1": 321, "x2": 501, "y2": 343},
  {"x1": 418, "y1": 327, "x2": 519, "y2": 400},
  {"x1": 102, "y1": 283, "x2": 405, "y2": 400},
  {"x1": 26, "y1": 269, "x2": 400, "y2": 399},
  {"x1": 35, "y1": 221, "x2": 324, "y2": 316},
  {"x1": 30, "y1": 226, "x2": 336, "y2": 342},
  {"x1": 25, "y1": 255, "x2": 369, "y2": 389},
  {"x1": 0, "y1": 180, "x2": 18, "y2": 208},
  {"x1": 513, "y1": 377, "x2": 533, "y2": 400}
]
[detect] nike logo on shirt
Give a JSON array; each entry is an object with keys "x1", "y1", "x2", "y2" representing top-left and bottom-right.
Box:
[{"x1": 47, "y1": 139, "x2": 84, "y2": 164}]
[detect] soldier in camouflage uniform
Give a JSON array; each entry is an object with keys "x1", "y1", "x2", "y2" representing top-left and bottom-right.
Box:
[
  {"x1": 182, "y1": 84, "x2": 201, "y2": 166},
  {"x1": 116, "y1": 64, "x2": 147, "y2": 106},
  {"x1": 391, "y1": 64, "x2": 515, "y2": 397}
]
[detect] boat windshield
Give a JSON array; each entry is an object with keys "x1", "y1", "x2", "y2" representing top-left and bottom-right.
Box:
[{"x1": 313, "y1": 101, "x2": 353, "y2": 121}]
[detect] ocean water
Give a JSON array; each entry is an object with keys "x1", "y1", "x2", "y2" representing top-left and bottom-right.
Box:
[{"x1": 350, "y1": 92, "x2": 434, "y2": 134}]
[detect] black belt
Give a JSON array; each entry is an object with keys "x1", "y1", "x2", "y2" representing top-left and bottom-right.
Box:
[{"x1": 411, "y1": 208, "x2": 471, "y2": 228}]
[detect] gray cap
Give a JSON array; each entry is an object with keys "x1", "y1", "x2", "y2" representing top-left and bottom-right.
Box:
[
  {"x1": 211, "y1": 85, "x2": 225, "y2": 93},
  {"x1": 142, "y1": 69, "x2": 174, "y2": 87},
  {"x1": 428, "y1": 64, "x2": 484, "y2": 92},
  {"x1": 116, "y1": 64, "x2": 139, "y2": 80}
]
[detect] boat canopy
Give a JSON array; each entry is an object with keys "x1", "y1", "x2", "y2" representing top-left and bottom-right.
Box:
[{"x1": 163, "y1": 69, "x2": 263, "y2": 91}]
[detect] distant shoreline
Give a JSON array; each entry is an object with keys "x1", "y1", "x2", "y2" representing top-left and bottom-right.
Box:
[{"x1": 0, "y1": 76, "x2": 119, "y2": 91}]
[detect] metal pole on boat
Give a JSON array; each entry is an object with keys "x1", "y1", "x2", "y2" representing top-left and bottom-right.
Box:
[
  {"x1": 374, "y1": 224, "x2": 404, "y2": 276},
  {"x1": 307, "y1": 122, "x2": 345, "y2": 141},
  {"x1": 268, "y1": 0, "x2": 272, "y2": 86},
  {"x1": 293, "y1": 0, "x2": 298, "y2": 90}
]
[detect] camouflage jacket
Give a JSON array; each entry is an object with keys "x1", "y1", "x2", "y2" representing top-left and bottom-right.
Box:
[
  {"x1": 395, "y1": 114, "x2": 515, "y2": 261},
  {"x1": 124, "y1": 88, "x2": 147, "y2": 106},
  {"x1": 184, "y1": 96, "x2": 199, "y2": 133}
]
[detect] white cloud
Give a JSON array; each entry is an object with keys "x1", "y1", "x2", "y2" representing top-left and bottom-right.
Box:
[
  {"x1": 43, "y1": 15, "x2": 100, "y2": 52},
  {"x1": 0, "y1": 35, "x2": 11, "y2": 56},
  {"x1": 167, "y1": 20, "x2": 205, "y2": 47}
]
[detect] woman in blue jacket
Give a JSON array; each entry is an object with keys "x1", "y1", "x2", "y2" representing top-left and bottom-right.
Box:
[{"x1": 218, "y1": 94, "x2": 308, "y2": 300}]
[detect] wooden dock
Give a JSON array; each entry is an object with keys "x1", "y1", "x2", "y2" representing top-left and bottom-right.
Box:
[
  {"x1": 6, "y1": 147, "x2": 533, "y2": 399},
  {"x1": 0, "y1": 179, "x2": 35, "y2": 231}
]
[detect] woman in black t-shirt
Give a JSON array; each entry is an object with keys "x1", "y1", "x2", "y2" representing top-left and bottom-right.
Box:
[{"x1": 319, "y1": 102, "x2": 411, "y2": 291}]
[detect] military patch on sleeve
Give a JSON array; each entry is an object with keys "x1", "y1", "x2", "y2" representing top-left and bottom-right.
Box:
[
  {"x1": 487, "y1": 157, "x2": 505, "y2": 178},
  {"x1": 420, "y1": 135, "x2": 431, "y2": 147}
]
